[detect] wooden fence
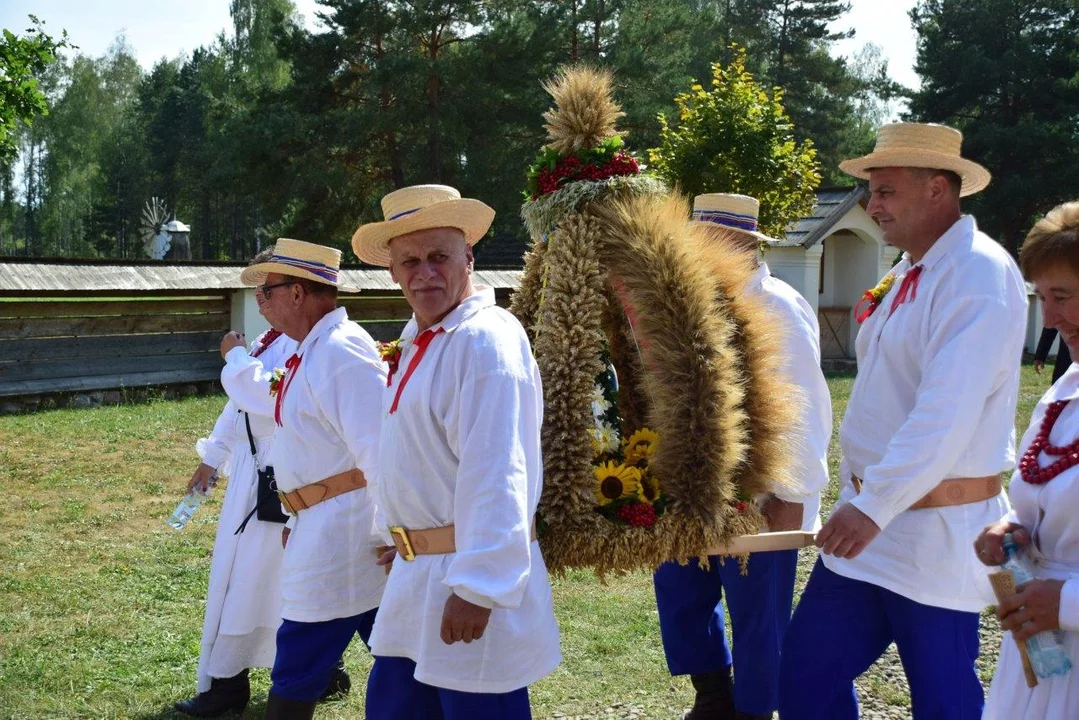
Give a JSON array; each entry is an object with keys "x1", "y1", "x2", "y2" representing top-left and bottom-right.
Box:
[
  {"x1": 0, "y1": 287, "x2": 515, "y2": 399},
  {"x1": 0, "y1": 294, "x2": 230, "y2": 397}
]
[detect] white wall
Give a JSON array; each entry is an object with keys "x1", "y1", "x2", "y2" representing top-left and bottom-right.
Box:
[
  {"x1": 766, "y1": 244, "x2": 824, "y2": 316},
  {"x1": 230, "y1": 288, "x2": 270, "y2": 339}
]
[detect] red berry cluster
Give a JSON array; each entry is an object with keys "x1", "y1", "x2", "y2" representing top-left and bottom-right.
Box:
[
  {"x1": 1019, "y1": 399, "x2": 1079, "y2": 485},
  {"x1": 616, "y1": 501, "x2": 657, "y2": 528},
  {"x1": 534, "y1": 152, "x2": 640, "y2": 197}
]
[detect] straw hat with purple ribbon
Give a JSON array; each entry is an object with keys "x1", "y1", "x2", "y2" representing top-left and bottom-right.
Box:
[
  {"x1": 240, "y1": 238, "x2": 357, "y2": 293},
  {"x1": 691, "y1": 193, "x2": 777, "y2": 244},
  {"x1": 839, "y1": 122, "x2": 990, "y2": 197},
  {"x1": 352, "y1": 184, "x2": 495, "y2": 267}
]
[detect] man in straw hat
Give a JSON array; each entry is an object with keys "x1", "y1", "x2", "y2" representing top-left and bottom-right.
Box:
[
  {"x1": 651, "y1": 193, "x2": 831, "y2": 720},
  {"x1": 352, "y1": 185, "x2": 560, "y2": 718},
  {"x1": 239, "y1": 238, "x2": 387, "y2": 719},
  {"x1": 778, "y1": 123, "x2": 1027, "y2": 718}
]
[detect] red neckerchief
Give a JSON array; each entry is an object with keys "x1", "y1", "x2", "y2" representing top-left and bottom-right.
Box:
[
  {"x1": 388, "y1": 328, "x2": 444, "y2": 414},
  {"x1": 251, "y1": 329, "x2": 282, "y2": 359},
  {"x1": 274, "y1": 353, "x2": 302, "y2": 426},
  {"x1": 888, "y1": 265, "x2": 923, "y2": 317}
]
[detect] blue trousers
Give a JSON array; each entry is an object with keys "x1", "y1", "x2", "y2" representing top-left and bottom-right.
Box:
[
  {"x1": 365, "y1": 655, "x2": 532, "y2": 719},
  {"x1": 652, "y1": 548, "x2": 798, "y2": 715},
  {"x1": 778, "y1": 559, "x2": 983, "y2": 719},
  {"x1": 269, "y1": 608, "x2": 378, "y2": 701}
]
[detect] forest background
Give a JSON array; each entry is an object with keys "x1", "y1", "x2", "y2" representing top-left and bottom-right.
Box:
[{"x1": 3, "y1": 0, "x2": 1078, "y2": 262}]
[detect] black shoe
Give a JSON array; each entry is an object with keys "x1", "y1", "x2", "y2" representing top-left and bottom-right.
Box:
[
  {"x1": 683, "y1": 668, "x2": 737, "y2": 720},
  {"x1": 265, "y1": 692, "x2": 317, "y2": 720},
  {"x1": 173, "y1": 670, "x2": 250, "y2": 718},
  {"x1": 318, "y1": 660, "x2": 351, "y2": 701}
]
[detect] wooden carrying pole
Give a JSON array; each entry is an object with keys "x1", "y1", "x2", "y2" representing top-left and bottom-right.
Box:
[
  {"x1": 989, "y1": 570, "x2": 1038, "y2": 688},
  {"x1": 707, "y1": 531, "x2": 817, "y2": 556}
]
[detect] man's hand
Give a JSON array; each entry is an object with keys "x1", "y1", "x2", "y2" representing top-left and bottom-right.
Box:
[
  {"x1": 998, "y1": 578, "x2": 1065, "y2": 643},
  {"x1": 187, "y1": 463, "x2": 217, "y2": 494},
  {"x1": 440, "y1": 592, "x2": 492, "y2": 645},
  {"x1": 1033, "y1": 360, "x2": 1045, "y2": 374},
  {"x1": 762, "y1": 496, "x2": 804, "y2": 532},
  {"x1": 281, "y1": 527, "x2": 291, "y2": 549},
  {"x1": 220, "y1": 331, "x2": 246, "y2": 359},
  {"x1": 376, "y1": 546, "x2": 396, "y2": 575},
  {"x1": 973, "y1": 520, "x2": 1030, "y2": 566},
  {"x1": 816, "y1": 503, "x2": 881, "y2": 559}
]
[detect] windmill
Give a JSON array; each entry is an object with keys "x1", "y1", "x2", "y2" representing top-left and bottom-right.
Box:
[{"x1": 140, "y1": 197, "x2": 172, "y2": 260}]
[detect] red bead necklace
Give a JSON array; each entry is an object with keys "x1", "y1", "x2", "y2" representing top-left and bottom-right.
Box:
[{"x1": 1019, "y1": 400, "x2": 1079, "y2": 485}]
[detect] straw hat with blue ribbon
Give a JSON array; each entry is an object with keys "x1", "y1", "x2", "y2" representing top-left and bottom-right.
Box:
[
  {"x1": 240, "y1": 238, "x2": 357, "y2": 293},
  {"x1": 691, "y1": 193, "x2": 777, "y2": 244},
  {"x1": 352, "y1": 184, "x2": 495, "y2": 267}
]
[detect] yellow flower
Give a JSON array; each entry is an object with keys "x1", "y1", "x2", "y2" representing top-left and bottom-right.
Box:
[
  {"x1": 624, "y1": 428, "x2": 659, "y2": 464},
  {"x1": 867, "y1": 273, "x2": 897, "y2": 303},
  {"x1": 590, "y1": 423, "x2": 620, "y2": 457},
  {"x1": 639, "y1": 472, "x2": 660, "y2": 504},
  {"x1": 593, "y1": 461, "x2": 641, "y2": 505}
]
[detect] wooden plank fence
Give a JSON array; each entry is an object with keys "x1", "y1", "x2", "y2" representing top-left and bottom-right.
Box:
[
  {"x1": 0, "y1": 295, "x2": 230, "y2": 397},
  {"x1": 0, "y1": 288, "x2": 515, "y2": 398}
]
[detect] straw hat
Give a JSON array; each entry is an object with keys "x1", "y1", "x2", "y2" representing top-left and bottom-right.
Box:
[
  {"x1": 691, "y1": 193, "x2": 777, "y2": 244},
  {"x1": 839, "y1": 123, "x2": 991, "y2": 197},
  {"x1": 240, "y1": 238, "x2": 357, "y2": 292},
  {"x1": 352, "y1": 185, "x2": 495, "y2": 267}
]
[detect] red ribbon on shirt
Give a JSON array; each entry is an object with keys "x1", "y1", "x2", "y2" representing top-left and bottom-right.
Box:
[
  {"x1": 389, "y1": 328, "x2": 444, "y2": 415},
  {"x1": 274, "y1": 353, "x2": 302, "y2": 426},
  {"x1": 888, "y1": 265, "x2": 923, "y2": 318}
]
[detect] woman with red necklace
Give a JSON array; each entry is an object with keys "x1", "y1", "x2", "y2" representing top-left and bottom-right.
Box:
[{"x1": 976, "y1": 201, "x2": 1079, "y2": 719}]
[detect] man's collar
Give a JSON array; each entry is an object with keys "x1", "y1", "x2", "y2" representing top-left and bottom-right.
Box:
[
  {"x1": 903, "y1": 215, "x2": 974, "y2": 271},
  {"x1": 297, "y1": 306, "x2": 348, "y2": 354},
  {"x1": 401, "y1": 286, "x2": 496, "y2": 340},
  {"x1": 749, "y1": 260, "x2": 770, "y2": 289}
]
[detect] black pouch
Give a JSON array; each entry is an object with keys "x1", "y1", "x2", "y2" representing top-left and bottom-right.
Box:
[
  {"x1": 256, "y1": 465, "x2": 288, "y2": 523},
  {"x1": 235, "y1": 413, "x2": 289, "y2": 534}
]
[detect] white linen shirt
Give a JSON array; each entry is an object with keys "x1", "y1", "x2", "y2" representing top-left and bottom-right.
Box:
[
  {"x1": 368, "y1": 286, "x2": 561, "y2": 694},
  {"x1": 267, "y1": 307, "x2": 388, "y2": 623},
  {"x1": 748, "y1": 262, "x2": 831, "y2": 531},
  {"x1": 984, "y1": 365, "x2": 1079, "y2": 718},
  {"x1": 825, "y1": 215, "x2": 1026, "y2": 611}
]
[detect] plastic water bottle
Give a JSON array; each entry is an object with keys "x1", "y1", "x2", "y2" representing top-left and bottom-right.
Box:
[
  {"x1": 167, "y1": 472, "x2": 218, "y2": 530},
  {"x1": 1002, "y1": 533, "x2": 1073, "y2": 678}
]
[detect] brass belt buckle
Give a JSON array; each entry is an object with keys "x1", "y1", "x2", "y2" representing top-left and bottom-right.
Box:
[
  {"x1": 390, "y1": 526, "x2": 416, "y2": 562},
  {"x1": 278, "y1": 490, "x2": 297, "y2": 516}
]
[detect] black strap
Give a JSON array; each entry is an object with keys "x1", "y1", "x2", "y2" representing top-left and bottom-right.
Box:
[
  {"x1": 243, "y1": 412, "x2": 258, "y2": 461},
  {"x1": 235, "y1": 412, "x2": 282, "y2": 535}
]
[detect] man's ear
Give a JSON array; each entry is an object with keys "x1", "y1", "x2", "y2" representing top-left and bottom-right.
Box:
[
  {"x1": 465, "y1": 245, "x2": 474, "y2": 272},
  {"x1": 388, "y1": 261, "x2": 399, "y2": 284}
]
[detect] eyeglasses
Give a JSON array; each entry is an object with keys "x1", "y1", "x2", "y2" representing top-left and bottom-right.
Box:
[{"x1": 256, "y1": 280, "x2": 297, "y2": 299}]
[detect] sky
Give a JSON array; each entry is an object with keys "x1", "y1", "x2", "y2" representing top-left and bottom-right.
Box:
[{"x1": 2, "y1": 0, "x2": 920, "y2": 91}]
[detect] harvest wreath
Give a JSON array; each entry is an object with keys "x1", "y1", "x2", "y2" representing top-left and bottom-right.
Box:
[{"x1": 512, "y1": 67, "x2": 804, "y2": 575}]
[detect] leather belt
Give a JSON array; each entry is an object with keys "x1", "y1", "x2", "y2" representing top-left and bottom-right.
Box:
[
  {"x1": 390, "y1": 521, "x2": 538, "y2": 562},
  {"x1": 851, "y1": 474, "x2": 1001, "y2": 510},
  {"x1": 279, "y1": 469, "x2": 367, "y2": 514}
]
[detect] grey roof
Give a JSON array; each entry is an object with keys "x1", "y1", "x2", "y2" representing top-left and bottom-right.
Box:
[
  {"x1": 0, "y1": 259, "x2": 521, "y2": 293},
  {"x1": 778, "y1": 186, "x2": 869, "y2": 248}
]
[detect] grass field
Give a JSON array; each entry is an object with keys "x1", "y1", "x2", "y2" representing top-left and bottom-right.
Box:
[{"x1": 0, "y1": 366, "x2": 1050, "y2": 719}]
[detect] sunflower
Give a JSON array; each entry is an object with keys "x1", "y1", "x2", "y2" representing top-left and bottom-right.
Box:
[
  {"x1": 639, "y1": 472, "x2": 661, "y2": 504},
  {"x1": 624, "y1": 427, "x2": 659, "y2": 465},
  {"x1": 593, "y1": 461, "x2": 641, "y2": 505}
]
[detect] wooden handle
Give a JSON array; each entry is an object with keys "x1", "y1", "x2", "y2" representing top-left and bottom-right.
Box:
[
  {"x1": 707, "y1": 530, "x2": 817, "y2": 555},
  {"x1": 989, "y1": 570, "x2": 1038, "y2": 688}
]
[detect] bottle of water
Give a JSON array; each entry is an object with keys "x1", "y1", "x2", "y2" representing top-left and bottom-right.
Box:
[
  {"x1": 167, "y1": 471, "x2": 218, "y2": 530},
  {"x1": 1002, "y1": 533, "x2": 1073, "y2": 678}
]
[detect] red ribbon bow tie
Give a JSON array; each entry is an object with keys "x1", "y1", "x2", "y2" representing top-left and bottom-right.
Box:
[
  {"x1": 274, "y1": 353, "x2": 302, "y2": 426},
  {"x1": 889, "y1": 265, "x2": 923, "y2": 318}
]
